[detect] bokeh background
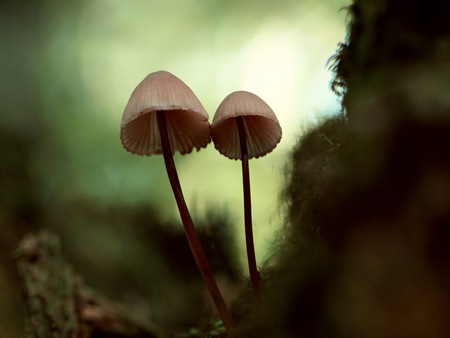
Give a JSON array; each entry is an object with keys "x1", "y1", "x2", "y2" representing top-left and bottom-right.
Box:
[{"x1": 1, "y1": 0, "x2": 347, "y2": 335}]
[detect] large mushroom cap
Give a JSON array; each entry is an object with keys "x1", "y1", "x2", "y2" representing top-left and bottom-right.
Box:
[
  {"x1": 120, "y1": 71, "x2": 211, "y2": 156},
  {"x1": 211, "y1": 91, "x2": 282, "y2": 160}
]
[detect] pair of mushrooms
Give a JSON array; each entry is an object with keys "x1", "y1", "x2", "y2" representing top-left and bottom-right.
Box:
[{"x1": 120, "y1": 71, "x2": 282, "y2": 331}]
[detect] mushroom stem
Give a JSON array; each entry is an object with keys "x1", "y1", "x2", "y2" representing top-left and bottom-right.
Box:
[
  {"x1": 236, "y1": 116, "x2": 262, "y2": 304},
  {"x1": 156, "y1": 111, "x2": 234, "y2": 331}
]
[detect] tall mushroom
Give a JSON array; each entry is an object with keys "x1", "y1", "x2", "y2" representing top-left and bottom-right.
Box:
[
  {"x1": 120, "y1": 71, "x2": 234, "y2": 331},
  {"x1": 211, "y1": 91, "x2": 282, "y2": 304}
]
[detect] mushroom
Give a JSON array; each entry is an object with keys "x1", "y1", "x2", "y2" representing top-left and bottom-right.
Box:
[
  {"x1": 211, "y1": 91, "x2": 282, "y2": 304},
  {"x1": 120, "y1": 71, "x2": 234, "y2": 331}
]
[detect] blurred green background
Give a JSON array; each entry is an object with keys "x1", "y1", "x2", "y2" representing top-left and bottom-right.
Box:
[{"x1": 0, "y1": 0, "x2": 346, "y2": 335}]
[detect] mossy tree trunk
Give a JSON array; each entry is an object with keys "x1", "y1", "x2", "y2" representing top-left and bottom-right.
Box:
[
  {"x1": 235, "y1": 0, "x2": 450, "y2": 337},
  {"x1": 15, "y1": 231, "x2": 157, "y2": 338}
]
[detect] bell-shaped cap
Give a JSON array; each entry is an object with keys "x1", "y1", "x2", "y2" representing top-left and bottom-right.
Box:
[
  {"x1": 211, "y1": 91, "x2": 282, "y2": 160},
  {"x1": 120, "y1": 71, "x2": 211, "y2": 156}
]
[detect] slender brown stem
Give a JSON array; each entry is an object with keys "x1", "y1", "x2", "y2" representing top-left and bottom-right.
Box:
[
  {"x1": 236, "y1": 116, "x2": 262, "y2": 304},
  {"x1": 156, "y1": 111, "x2": 234, "y2": 331}
]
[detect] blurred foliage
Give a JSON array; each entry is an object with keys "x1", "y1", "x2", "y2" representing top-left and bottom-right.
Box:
[{"x1": 45, "y1": 199, "x2": 240, "y2": 332}]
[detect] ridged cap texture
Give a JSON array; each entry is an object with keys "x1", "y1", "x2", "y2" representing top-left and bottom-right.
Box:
[
  {"x1": 211, "y1": 91, "x2": 282, "y2": 160},
  {"x1": 120, "y1": 71, "x2": 211, "y2": 156}
]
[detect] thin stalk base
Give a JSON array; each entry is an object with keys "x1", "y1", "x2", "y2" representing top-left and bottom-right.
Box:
[
  {"x1": 236, "y1": 116, "x2": 262, "y2": 304},
  {"x1": 156, "y1": 111, "x2": 234, "y2": 331}
]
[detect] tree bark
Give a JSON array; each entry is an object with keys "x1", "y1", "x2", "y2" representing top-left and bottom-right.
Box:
[{"x1": 14, "y1": 231, "x2": 157, "y2": 338}]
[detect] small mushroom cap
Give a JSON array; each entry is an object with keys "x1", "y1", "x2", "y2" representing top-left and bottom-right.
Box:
[
  {"x1": 211, "y1": 91, "x2": 282, "y2": 160},
  {"x1": 120, "y1": 71, "x2": 211, "y2": 156}
]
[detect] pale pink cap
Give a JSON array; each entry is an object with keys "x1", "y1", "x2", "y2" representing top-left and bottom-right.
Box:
[
  {"x1": 120, "y1": 71, "x2": 211, "y2": 156},
  {"x1": 211, "y1": 91, "x2": 282, "y2": 160}
]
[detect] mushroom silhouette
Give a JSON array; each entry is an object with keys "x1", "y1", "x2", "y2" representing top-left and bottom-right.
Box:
[
  {"x1": 211, "y1": 91, "x2": 282, "y2": 304},
  {"x1": 120, "y1": 71, "x2": 234, "y2": 331}
]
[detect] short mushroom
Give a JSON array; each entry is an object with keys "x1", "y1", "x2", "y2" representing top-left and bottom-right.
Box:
[
  {"x1": 211, "y1": 91, "x2": 282, "y2": 304},
  {"x1": 120, "y1": 71, "x2": 234, "y2": 331}
]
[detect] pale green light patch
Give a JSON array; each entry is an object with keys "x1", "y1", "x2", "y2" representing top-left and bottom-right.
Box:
[{"x1": 74, "y1": 0, "x2": 348, "y2": 266}]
